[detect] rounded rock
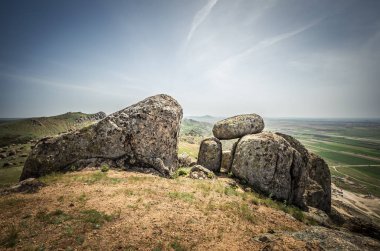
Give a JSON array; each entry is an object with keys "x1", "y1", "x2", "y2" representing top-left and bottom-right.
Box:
[
  {"x1": 212, "y1": 114, "x2": 264, "y2": 140},
  {"x1": 197, "y1": 137, "x2": 222, "y2": 172}
]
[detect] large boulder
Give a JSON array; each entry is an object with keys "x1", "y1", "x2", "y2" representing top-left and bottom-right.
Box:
[
  {"x1": 20, "y1": 94, "x2": 183, "y2": 180},
  {"x1": 213, "y1": 114, "x2": 264, "y2": 140},
  {"x1": 231, "y1": 132, "x2": 331, "y2": 212},
  {"x1": 197, "y1": 137, "x2": 222, "y2": 172}
]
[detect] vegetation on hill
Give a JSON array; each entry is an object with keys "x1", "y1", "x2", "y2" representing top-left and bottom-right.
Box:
[
  {"x1": 0, "y1": 170, "x2": 313, "y2": 250},
  {"x1": 180, "y1": 118, "x2": 213, "y2": 137},
  {"x1": 0, "y1": 112, "x2": 104, "y2": 147}
]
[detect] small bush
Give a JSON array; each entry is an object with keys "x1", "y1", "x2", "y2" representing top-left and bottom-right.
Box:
[
  {"x1": 172, "y1": 167, "x2": 191, "y2": 178},
  {"x1": 224, "y1": 186, "x2": 239, "y2": 196},
  {"x1": 101, "y1": 164, "x2": 109, "y2": 172}
]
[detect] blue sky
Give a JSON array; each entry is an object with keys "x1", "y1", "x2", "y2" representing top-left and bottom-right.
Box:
[{"x1": 0, "y1": 0, "x2": 379, "y2": 118}]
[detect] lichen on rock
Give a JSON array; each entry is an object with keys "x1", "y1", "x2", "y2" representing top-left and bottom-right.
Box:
[{"x1": 20, "y1": 94, "x2": 183, "y2": 180}]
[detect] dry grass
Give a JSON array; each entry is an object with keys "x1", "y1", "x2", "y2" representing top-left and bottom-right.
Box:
[{"x1": 0, "y1": 170, "x2": 309, "y2": 250}]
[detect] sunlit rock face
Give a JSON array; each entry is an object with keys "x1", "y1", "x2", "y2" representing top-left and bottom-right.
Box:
[
  {"x1": 212, "y1": 114, "x2": 264, "y2": 140},
  {"x1": 197, "y1": 137, "x2": 222, "y2": 172},
  {"x1": 20, "y1": 94, "x2": 183, "y2": 180},
  {"x1": 231, "y1": 132, "x2": 331, "y2": 213}
]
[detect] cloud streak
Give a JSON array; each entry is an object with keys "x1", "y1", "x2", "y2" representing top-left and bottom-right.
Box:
[
  {"x1": 222, "y1": 17, "x2": 325, "y2": 67},
  {"x1": 185, "y1": 0, "x2": 218, "y2": 47}
]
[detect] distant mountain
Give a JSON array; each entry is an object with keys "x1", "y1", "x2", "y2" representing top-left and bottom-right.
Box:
[
  {"x1": 0, "y1": 112, "x2": 105, "y2": 147},
  {"x1": 185, "y1": 115, "x2": 225, "y2": 124}
]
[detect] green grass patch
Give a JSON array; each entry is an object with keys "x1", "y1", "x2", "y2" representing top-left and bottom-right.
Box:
[
  {"x1": 0, "y1": 197, "x2": 28, "y2": 210},
  {"x1": 36, "y1": 209, "x2": 72, "y2": 224},
  {"x1": 178, "y1": 142, "x2": 199, "y2": 159},
  {"x1": 250, "y1": 195, "x2": 306, "y2": 222},
  {"x1": 172, "y1": 167, "x2": 191, "y2": 178},
  {"x1": 80, "y1": 209, "x2": 114, "y2": 229},
  {"x1": 0, "y1": 166, "x2": 23, "y2": 188},
  {"x1": 168, "y1": 191, "x2": 195, "y2": 203},
  {"x1": 224, "y1": 186, "x2": 239, "y2": 196}
]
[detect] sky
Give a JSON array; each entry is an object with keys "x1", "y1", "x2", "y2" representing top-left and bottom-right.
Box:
[{"x1": 0, "y1": 0, "x2": 379, "y2": 118}]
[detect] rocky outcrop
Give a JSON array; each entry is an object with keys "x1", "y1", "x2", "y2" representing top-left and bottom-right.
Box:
[
  {"x1": 231, "y1": 132, "x2": 331, "y2": 212},
  {"x1": 212, "y1": 114, "x2": 264, "y2": 140},
  {"x1": 189, "y1": 165, "x2": 215, "y2": 179},
  {"x1": 20, "y1": 94, "x2": 183, "y2": 180},
  {"x1": 75, "y1": 111, "x2": 106, "y2": 123},
  {"x1": 197, "y1": 137, "x2": 222, "y2": 172}
]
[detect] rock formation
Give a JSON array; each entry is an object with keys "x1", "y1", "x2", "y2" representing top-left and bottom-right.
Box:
[
  {"x1": 212, "y1": 114, "x2": 264, "y2": 140},
  {"x1": 197, "y1": 137, "x2": 222, "y2": 172},
  {"x1": 189, "y1": 165, "x2": 215, "y2": 179},
  {"x1": 209, "y1": 114, "x2": 331, "y2": 213},
  {"x1": 20, "y1": 94, "x2": 183, "y2": 180}
]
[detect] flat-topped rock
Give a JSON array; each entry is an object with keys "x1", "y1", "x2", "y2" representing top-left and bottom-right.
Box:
[
  {"x1": 212, "y1": 114, "x2": 264, "y2": 140},
  {"x1": 20, "y1": 94, "x2": 183, "y2": 180}
]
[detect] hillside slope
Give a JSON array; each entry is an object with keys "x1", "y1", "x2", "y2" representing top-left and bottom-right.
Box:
[
  {"x1": 1, "y1": 170, "x2": 379, "y2": 250},
  {"x1": 0, "y1": 112, "x2": 105, "y2": 147}
]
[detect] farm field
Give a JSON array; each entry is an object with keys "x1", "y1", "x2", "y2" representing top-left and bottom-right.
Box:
[{"x1": 265, "y1": 118, "x2": 380, "y2": 197}]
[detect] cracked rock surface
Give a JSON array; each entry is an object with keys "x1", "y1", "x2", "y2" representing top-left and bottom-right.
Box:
[
  {"x1": 20, "y1": 94, "x2": 183, "y2": 180},
  {"x1": 231, "y1": 131, "x2": 331, "y2": 212}
]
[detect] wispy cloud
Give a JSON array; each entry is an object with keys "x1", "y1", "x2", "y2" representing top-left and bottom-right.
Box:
[
  {"x1": 204, "y1": 17, "x2": 325, "y2": 85},
  {"x1": 0, "y1": 72, "x2": 128, "y2": 97},
  {"x1": 222, "y1": 17, "x2": 324, "y2": 66},
  {"x1": 185, "y1": 0, "x2": 218, "y2": 47}
]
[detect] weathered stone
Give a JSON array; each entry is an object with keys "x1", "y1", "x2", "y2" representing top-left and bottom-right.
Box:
[
  {"x1": 220, "y1": 150, "x2": 232, "y2": 173},
  {"x1": 20, "y1": 94, "x2": 183, "y2": 180},
  {"x1": 178, "y1": 153, "x2": 192, "y2": 167},
  {"x1": 197, "y1": 137, "x2": 222, "y2": 172},
  {"x1": 8, "y1": 178, "x2": 45, "y2": 193},
  {"x1": 189, "y1": 165, "x2": 215, "y2": 179},
  {"x1": 213, "y1": 114, "x2": 264, "y2": 140},
  {"x1": 231, "y1": 132, "x2": 331, "y2": 212}
]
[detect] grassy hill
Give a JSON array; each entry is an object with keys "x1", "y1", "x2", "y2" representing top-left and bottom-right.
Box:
[
  {"x1": 0, "y1": 112, "x2": 104, "y2": 147},
  {"x1": 180, "y1": 119, "x2": 213, "y2": 137}
]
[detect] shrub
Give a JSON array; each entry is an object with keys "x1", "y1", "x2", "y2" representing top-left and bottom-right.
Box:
[{"x1": 101, "y1": 164, "x2": 109, "y2": 172}]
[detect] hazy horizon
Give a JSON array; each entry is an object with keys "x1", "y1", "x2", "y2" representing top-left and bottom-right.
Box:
[{"x1": 1, "y1": 0, "x2": 380, "y2": 118}]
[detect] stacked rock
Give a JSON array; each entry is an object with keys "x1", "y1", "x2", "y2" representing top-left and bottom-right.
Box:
[{"x1": 197, "y1": 113, "x2": 331, "y2": 213}]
